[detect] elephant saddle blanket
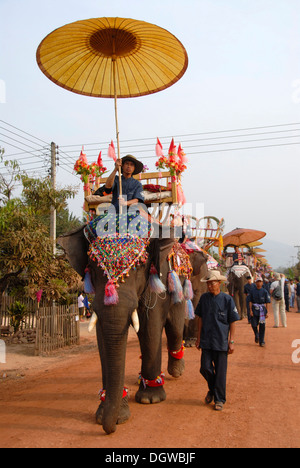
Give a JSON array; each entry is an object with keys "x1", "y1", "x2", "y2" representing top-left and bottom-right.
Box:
[
  {"x1": 230, "y1": 264, "x2": 252, "y2": 278},
  {"x1": 84, "y1": 213, "x2": 151, "y2": 305}
]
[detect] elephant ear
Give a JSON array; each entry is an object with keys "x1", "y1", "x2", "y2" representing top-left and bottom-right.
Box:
[
  {"x1": 57, "y1": 226, "x2": 89, "y2": 279},
  {"x1": 147, "y1": 224, "x2": 176, "y2": 276}
]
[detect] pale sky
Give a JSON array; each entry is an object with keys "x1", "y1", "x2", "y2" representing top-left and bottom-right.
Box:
[{"x1": 1, "y1": 0, "x2": 300, "y2": 267}]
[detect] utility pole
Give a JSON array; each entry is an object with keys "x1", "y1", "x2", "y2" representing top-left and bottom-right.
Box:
[
  {"x1": 50, "y1": 142, "x2": 57, "y2": 256},
  {"x1": 294, "y1": 246, "x2": 300, "y2": 262}
]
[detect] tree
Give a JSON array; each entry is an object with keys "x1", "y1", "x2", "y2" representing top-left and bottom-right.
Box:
[
  {"x1": 0, "y1": 149, "x2": 23, "y2": 204},
  {"x1": 0, "y1": 153, "x2": 82, "y2": 301}
]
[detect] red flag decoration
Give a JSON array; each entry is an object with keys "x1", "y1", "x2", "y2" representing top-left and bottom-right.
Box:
[
  {"x1": 108, "y1": 141, "x2": 117, "y2": 162},
  {"x1": 97, "y1": 151, "x2": 103, "y2": 167},
  {"x1": 178, "y1": 144, "x2": 188, "y2": 163},
  {"x1": 168, "y1": 138, "x2": 177, "y2": 155},
  {"x1": 168, "y1": 138, "x2": 178, "y2": 162},
  {"x1": 36, "y1": 290, "x2": 43, "y2": 303},
  {"x1": 155, "y1": 138, "x2": 164, "y2": 157},
  {"x1": 79, "y1": 146, "x2": 88, "y2": 165}
]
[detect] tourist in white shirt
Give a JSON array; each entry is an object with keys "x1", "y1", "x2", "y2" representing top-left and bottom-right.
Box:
[
  {"x1": 270, "y1": 273, "x2": 287, "y2": 328},
  {"x1": 78, "y1": 293, "x2": 85, "y2": 322}
]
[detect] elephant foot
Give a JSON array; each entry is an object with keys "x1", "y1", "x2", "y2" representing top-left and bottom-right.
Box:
[
  {"x1": 135, "y1": 383, "x2": 166, "y2": 404},
  {"x1": 96, "y1": 396, "x2": 131, "y2": 426},
  {"x1": 168, "y1": 355, "x2": 185, "y2": 378}
]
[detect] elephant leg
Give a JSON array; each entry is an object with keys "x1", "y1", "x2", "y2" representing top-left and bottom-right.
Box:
[
  {"x1": 165, "y1": 302, "x2": 186, "y2": 378},
  {"x1": 135, "y1": 305, "x2": 166, "y2": 404},
  {"x1": 95, "y1": 320, "x2": 130, "y2": 427},
  {"x1": 94, "y1": 309, "x2": 131, "y2": 434}
]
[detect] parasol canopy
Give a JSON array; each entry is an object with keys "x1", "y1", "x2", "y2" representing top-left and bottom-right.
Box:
[
  {"x1": 252, "y1": 248, "x2": 266, "y2": 253},
  {"x1": 36, "y1": 17, "x2": 188, "y2": 99},
  {"x1": 36, "y1": 17, "x2": 188, "y2": 206},
  {"x1": 223, "y1": 228, "x2": 266, "y2": 248}
]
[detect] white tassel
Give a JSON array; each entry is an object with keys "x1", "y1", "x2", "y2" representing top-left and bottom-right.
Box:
[
  {"x1": 88, "y1": 312, "x2": 98, "y2": 333},
  {"x1": 131, "y1": 309, "x2": 140, "y2": 334}
]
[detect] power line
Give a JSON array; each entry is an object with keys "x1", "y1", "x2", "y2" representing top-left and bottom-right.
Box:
[
  {"x1": 0, "y1": 119, "x2": 49, "y2": 145},
  {"x1": 59, "y1": 122, "x2": 300, "y2": 148}
]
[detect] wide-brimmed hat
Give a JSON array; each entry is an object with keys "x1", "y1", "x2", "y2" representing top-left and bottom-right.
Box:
[
  {"x1": 122, "y1": 155, "x2": 144, "y2": 175},
  {"x1": 201, "y1": 270, "x2": 227, "y2": 283}
]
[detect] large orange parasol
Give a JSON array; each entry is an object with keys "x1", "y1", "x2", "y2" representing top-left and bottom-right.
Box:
[
  {"x1": 223, "y1": 228, "x2": 266, "y2": 248},
  {"x1": 36, "y1": 17, "x2": 188, "y2": 202}
]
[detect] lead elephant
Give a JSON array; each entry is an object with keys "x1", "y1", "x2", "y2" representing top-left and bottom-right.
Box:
[{"x1": 58, "y1": 221, "x2": 181, "y2": 435}]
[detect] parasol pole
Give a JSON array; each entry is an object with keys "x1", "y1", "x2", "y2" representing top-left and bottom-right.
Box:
[{"x1": 112, "y1": 39, "x2": 123, "y2": 214}]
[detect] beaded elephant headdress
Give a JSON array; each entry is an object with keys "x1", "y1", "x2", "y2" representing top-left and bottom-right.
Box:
[{"x1": 84, "y1": 212, "x2": 151, "y2": 305}]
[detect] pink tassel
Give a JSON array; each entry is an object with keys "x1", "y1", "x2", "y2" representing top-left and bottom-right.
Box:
[
  {"x1": 168, "y1": 270, "x2": 184, "y2": 303},
  {"x1": 104, "y1": 280, "x2": 119, "y2": 306},
  {"x1": 185, "y1": 299, "x2": 195, "y2": 320},
  {"x1": 183, "y1": 279, "x2": 193, "y2": 301},
  {"x1": 149, "y1": 265, "x2": 166, "y2": 294}
]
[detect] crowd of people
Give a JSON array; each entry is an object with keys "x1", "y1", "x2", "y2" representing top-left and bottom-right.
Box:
[
  {"x1": 245, "y1": 272, "x2": 300, "y2": 330},
  {"x1": 195, "y1": 268, "x2": 300, "y2": 413}
]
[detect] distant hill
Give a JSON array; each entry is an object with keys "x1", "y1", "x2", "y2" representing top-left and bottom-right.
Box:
[{"x1": 261, "y1": 238, "x2": 297, "y2": 270}]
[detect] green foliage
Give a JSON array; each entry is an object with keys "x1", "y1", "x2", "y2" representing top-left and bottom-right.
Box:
[
  {"x1": 0, "y1": 151, "x2": 82, "y2": 300},
  {"x1": 0, "y1": 150, "x2": 24, "y2": 204},
  {"x1": 21, "y1": 175, "x2": 77, "y2": 215},
  {"x1": 7, "y1": 301, "x2": 29, "y2": 333}
]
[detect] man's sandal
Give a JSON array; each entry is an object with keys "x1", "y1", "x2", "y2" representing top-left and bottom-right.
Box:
[
  {"x1": 205, "y1": 391, "x2": 213, "y2": 404},
  {"x1": 214, "y1": 402, "x2": 223, "y2": 411}
]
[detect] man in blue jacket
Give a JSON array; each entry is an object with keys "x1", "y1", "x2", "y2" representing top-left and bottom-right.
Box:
[
  {"x1": 249, "y1": 275, "x2": 271, "y2": 347},
  {"x1": 195, "y1": 270, "x2": 240, "y2": 411}
]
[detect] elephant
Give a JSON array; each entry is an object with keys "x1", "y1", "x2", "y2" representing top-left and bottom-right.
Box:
[
  {"x1": 227, "y1": 265, "x2": 253, "y2": 319},
  {"x1": 58, "y1": 220, "x2": 187, "y2": 435},
  {"x1": 134, "y1": 248, "x2": 208, "y2": 405}
]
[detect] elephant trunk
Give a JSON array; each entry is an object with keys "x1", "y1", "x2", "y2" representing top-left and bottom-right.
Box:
[{"x1": 100, "y1": 321, "x2": 129, "y2": 435}]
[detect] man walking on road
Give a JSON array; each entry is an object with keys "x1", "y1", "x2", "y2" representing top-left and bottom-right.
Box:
[{"x1": 195, "y1": 270, "x2": 240, "y2": 411}]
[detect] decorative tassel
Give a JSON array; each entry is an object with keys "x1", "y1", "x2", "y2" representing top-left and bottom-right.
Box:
[
  {"x1": 84, "y1": 267, "x2": 95, "y2": 294},
  {"x1": 149, "y1": 265, "x2": 166, "y2": 294},
  {"x1": 168, "y1": 270, "x2": 184, "y2": 303},
  {"x1": 183, "y1": 279, "x2": 193, "y2": 301},
  {"x1": 104, "y1": 280, "x2": 119, "y2": 306},
  {"x1": 186, "y1": 299, "x2": 195, "y2": 320}
]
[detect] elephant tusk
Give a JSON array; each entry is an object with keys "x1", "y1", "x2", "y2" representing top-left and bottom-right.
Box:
[
  {"x1": 131, "y1": 309, "x2": 140, "y2": 334},
  {"x1": 88, "y1": 312, "x2": 98, "y2": 333}
]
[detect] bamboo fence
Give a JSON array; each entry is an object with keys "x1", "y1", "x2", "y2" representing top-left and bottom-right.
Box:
[
  {"x1": 0, "y1": 295, "x2": 80, "y2": 355},
  {"x1": 35, "y1": 304, "x2": 80, "y2": 355}
]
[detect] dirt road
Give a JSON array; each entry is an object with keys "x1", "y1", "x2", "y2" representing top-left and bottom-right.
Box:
[{"x1": 0, "y1": 310, "x2": 299, "y2": 448}]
